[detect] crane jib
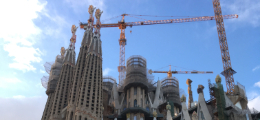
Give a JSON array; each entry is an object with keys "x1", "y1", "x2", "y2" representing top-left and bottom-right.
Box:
[{"x1": 79, "y1": 14, "x2": 238, "y2": 29}]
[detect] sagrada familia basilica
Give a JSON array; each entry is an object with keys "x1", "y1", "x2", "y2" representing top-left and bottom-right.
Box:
[{"x1": 41, "y1": 5, "x2": 259, "y2": 120}]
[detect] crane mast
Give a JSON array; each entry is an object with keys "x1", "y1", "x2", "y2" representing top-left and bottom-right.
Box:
[
  {"x1": 118, "y1": 14, "x2": 127, "y2": 86},
  {"x1": 212, "y1": 0, "x2": 236, "y2": 94}
]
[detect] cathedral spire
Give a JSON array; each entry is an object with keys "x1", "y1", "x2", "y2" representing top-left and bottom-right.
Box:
[
  {"x1": 87, "y1": 9, "x2": 103, "y2": 56},
  {"x1": 81, "y1": 5, "x2": 96, "y2": 46},
  {"x1": 63, "y1": 25, "x2": 77, "y2": 65}
]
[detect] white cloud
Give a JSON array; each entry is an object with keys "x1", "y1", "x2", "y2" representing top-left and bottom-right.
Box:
[
  {"x1": 40, "y1": 69, "x2": 46, "y2": 73},
  {"x1": 0, "y1": 77, "x2": 22, "y2": 88},
  {"x1": 0, "y1": 0, "x2": 47, "y2": 72},
  {"x1": 254, "y1": 81, "x2": 260, "y2": 88},
  {"x1": 103, "y1": 68, "x2": 112, "y2": 76},
  {"x1": 0, "y1": 77, "x2": 30, "y2": 92},
  {"x1": 0, "y1": 96, "x2": 47, "y2": 120},
  {"x1": 13, "y1": 95, "x2": 26, "y2": 99},
  {"x1": 247, "y1": 91, "x2": 259, "y2": 100},
  {"x1": 248, "y1": 96, "x2": 260, "y2": 111},
  {"x1": 222, "y1": 0, "x2": 260, "y2": 27},
  {"x1": 252, "y1": 65, "x2": 260, "y2": 72}
]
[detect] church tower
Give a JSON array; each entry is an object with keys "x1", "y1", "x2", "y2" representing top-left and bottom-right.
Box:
[
  {"x1": 66, "y1": 5, "x2": 103, "y2": 120},
  {"x1": 41, "y1": 53, "x2": 63, "y2": 120},
  {"x1": 49, "y1": 25, "x2": 77, "y2": 120}
]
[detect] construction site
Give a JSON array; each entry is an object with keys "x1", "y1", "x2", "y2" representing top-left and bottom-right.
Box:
[{"x1": 40, "y1": 0, "x2": 260, "y2": 120}]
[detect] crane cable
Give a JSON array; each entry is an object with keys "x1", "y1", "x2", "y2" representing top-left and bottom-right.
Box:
[
  {"x1": 155, "y1": 65, "x2": 197, "y2": 71},
  {"x1": 126, "y1": 15, "x2": 150, "y2": 21},
  {"x1": 101, "y1": 15, "x2": 121, "y2": 23},
  {"x1": 126, "y1": 14, "x2": 200, "y2": 18}
]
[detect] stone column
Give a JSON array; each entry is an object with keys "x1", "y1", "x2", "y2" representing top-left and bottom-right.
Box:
[
  {"x1": 186, "y1": 79, "x2": 193, "y2": 109},
  {"x1": 180, "y1": 95, "x2": 191, "y2": 120}
]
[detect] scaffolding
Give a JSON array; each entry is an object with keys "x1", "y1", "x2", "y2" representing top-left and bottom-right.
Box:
[
  {"x1": 41, "y1": 76, "x2": 49, "y2": 89},
  {"x1": 44, "y1": 62, "x2": 53, "y2": 74},
  {"x1": 103, "y1": 76, "x2": 117, "y2": 90}
]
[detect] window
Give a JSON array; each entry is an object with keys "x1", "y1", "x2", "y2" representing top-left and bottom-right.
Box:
[
  {"x1": 70, "y1": 112, "x2": 73, "y2": 120},
  {"x1": 200, "y1": 111, "x2": 205, "y2": 120},
  {"x1": 146, "y1": 107, "x2": 149, "y2": 111},
  {"x1": 141, "y1": 99, "x2": 143, "y2": 107},
  {"x1": 128, "y1": 102, "x2": 130, "y2": 107},
  {"x1": 134, "y1": 116, "x2": 137, "y2": 120},
  {"x1": 129, "y1": 90, "x2": 130, "y2": 98},
  {"x1": 146, "y1": 98, "x2": 149, "y2": 104},
  {"x1": 141, "y1": 89, "x2": 143, "y2": 95},
  {"x1": 134, "y1": 99, "x2": 137, "y2": 107},
  {"x1": 134, "y1": 87, "x2": 137, "y2": 95}
]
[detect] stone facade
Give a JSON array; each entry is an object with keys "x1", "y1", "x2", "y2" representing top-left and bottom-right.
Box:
[
  {"x1": 49, "y1": 32, "x2": 76, "y2": 120},
  {"x1": 42, "y1": 55, "x2": 63, "y2": 120}
]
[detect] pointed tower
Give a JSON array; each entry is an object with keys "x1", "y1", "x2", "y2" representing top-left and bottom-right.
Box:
[
  {"x1": 49, "y1": 25, "x2": 77, "y2": 120},
  {"x1": 66, "y1": 5, "x2": 96, "y2": 120},
  {"x1": 75, "y1": 8, "x2": 103, "y2": 120},
  {"x1": 67, "y1": 6, "x2": 104, "y2": 120},
  {"x1": 186, "y1": 79, "x2": 193, "y2": 109},
  {"x1": 41, "y1": 53, "x2": 63, "y2": 120}
]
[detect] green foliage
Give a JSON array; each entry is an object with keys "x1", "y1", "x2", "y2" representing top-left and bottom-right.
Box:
[{"x1": 168, "y1": 100, "x2": 174, "y2": 117}]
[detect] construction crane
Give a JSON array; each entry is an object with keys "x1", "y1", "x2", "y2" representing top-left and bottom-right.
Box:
[
  {"x1": 148, "y1": 65, "x2": 213, "y2": 78},
  {"x1": 212, "y1": 0, "x2": 236, "y2": 94},
  {"x1": 80, "y1": 14, "x2": 238, "y2": 86}
]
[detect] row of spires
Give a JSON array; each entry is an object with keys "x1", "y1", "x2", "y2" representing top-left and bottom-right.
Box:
[{"x1": 42, "y1": 5, "x2": 104, "y2": 120}]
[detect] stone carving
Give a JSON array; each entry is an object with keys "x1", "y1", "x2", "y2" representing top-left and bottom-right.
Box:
[
  {"x1": 88, "y1": 5, "x2": 96, "y2": 15},
  {"x1": 197, "y1": 85, "x2": 204, "y2": 94},
  {"x1": 126, "y1": 113, "x2": 130, "y2": 118},
  {"x1": 153, "y1": 110, "x2": 157, "y2": 117},
  {"x1": 192, "y1": 111, "x2": 198, "y2": 120},
  {"x1": 181, "y1": 94, "x2": 186, "y2": 102},
  {"x1": 71, "y1": 25, "x2": 78, "y2": 35},
  {"x1": 95, "y1": 9, "x2": 103, "y2": 19},
  {"x1": 215, "y1": 74, "x2": 221, "y2": 83},
  {"x1": 166, "y1": 102, "x2": 171, "y2": 110},
  {"x1": 60, "y1": 47, "x2": 65, "y2": 57}
]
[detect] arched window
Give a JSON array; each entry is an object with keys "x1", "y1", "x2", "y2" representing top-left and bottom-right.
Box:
[
  {"x1": 134, "y1": 87, "x2": 137, "y2": 95},
  {"x1": 134, "y1": 99, "x2": 137, "y2": 107},
  {"x1": 146, "y1": 107, "x2": 149, "y2": 111}
]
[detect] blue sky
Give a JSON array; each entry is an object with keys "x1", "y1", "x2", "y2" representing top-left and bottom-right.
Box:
[{"x1": 0, "y1": 0, "x2": 259, "y2": 119}]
